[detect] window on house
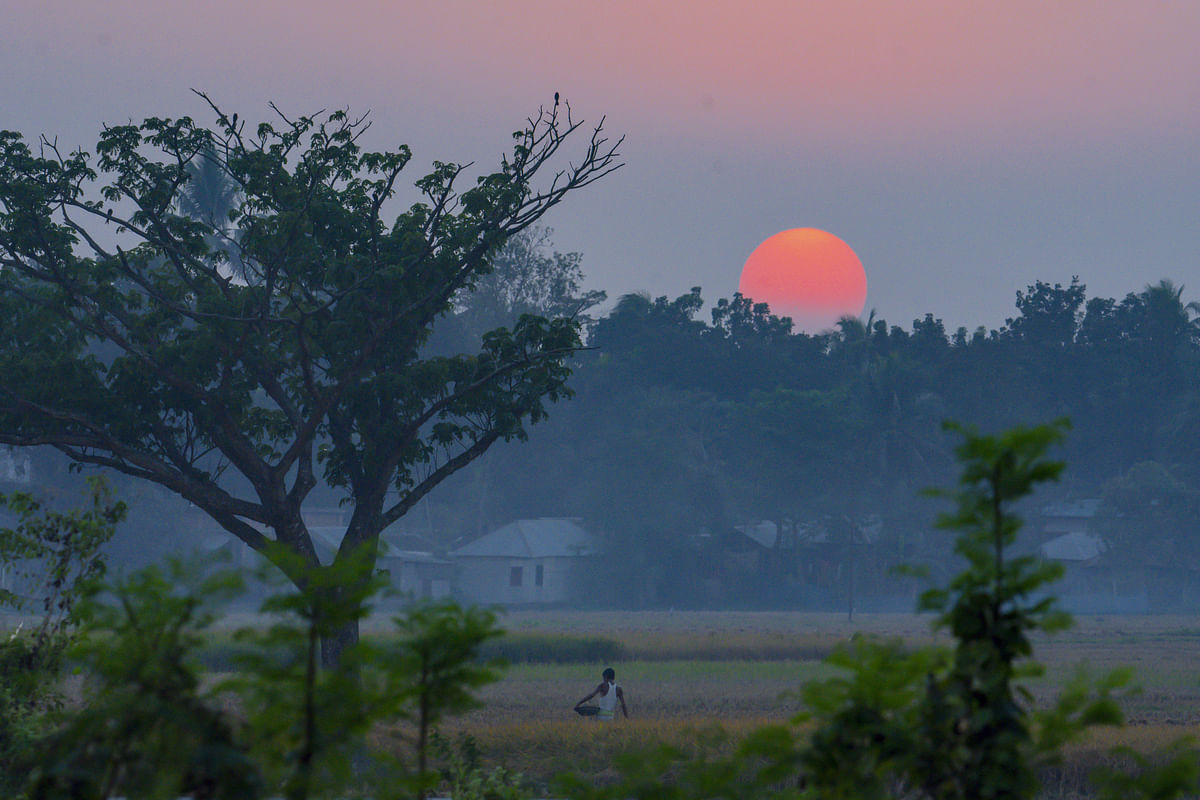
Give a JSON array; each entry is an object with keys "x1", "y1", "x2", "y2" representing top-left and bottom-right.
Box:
[
  {"x1": 535, "y1": 564, "x2": 544, "y2": 587},
  {"x1": 510, "y1": 566, "x2": 523, "y2": 587}
]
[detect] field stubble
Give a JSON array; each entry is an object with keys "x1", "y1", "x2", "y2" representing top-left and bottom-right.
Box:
[{"x1": 438, "y1": 612, "x2": 1200, "y2": 794}]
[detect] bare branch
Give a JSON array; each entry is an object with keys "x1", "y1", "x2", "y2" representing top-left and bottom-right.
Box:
[{"x1": 378, "y1": 427, "x2": 505, "y2": 532}]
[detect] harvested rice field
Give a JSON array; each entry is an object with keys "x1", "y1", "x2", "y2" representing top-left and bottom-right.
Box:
[{"x1": 431, "y1": 611, "x2": 1200, "y2": 796}]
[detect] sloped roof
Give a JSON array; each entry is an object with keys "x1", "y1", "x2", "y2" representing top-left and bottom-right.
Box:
[
  {"x1": 306, "y1": 526, "x2": 446, "y2": 565},
  {"x1": 1041, "y1": 499, "x2": 1101, "y2": 519},
  {"x1": 450, "y1": 518, "x2": 601, "y2": 558},
  {"x1": 735, "y1": 521, "x2": 778, "y2": 549},
  {"x1": 381, "y1": 549, "x2": 449, "y2": 565},
  {"x1": 1040, "y1": 530, "x2": 1106, "y2": 562}
]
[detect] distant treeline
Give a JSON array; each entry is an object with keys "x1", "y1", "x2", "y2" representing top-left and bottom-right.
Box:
[
  {"x1": 428, "y1": 266, "x2": 1200, "y2": 609},
  {"x1": 6, "y1": 225, "x2": 1197, "y2": 610}
]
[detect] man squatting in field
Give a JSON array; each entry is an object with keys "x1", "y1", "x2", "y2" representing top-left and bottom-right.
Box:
[{"x1": 575, "y1": 667, "x2": 629, "y2": 720}]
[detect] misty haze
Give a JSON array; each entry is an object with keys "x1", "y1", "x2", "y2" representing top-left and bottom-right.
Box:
[{"x1": 3, "y1": 2, "x2": 1200, "y2": 797}]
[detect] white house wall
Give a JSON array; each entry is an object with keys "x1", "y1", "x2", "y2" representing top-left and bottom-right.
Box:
[
  {"x1": 395, "y1": 562, "x2": 451, "y2": 600},
  {"x1": 454, "y1": 556, "x2": 590, "y2": 605}
]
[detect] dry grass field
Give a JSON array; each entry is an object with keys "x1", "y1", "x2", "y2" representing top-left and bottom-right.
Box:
[
  {"x1": 7, "y1": 607, "x2": 1199, "y2": 795},
  {"x1": 433, "y1": 610, "x2": 1200, "y2": 796}
]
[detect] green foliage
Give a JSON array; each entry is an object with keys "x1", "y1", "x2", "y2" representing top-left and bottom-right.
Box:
[
  {"x1": 0, "y1": 479, "x2": 126, "y2": 795},
  {"x1": 907, "y1": 420, "x2": 1074, "y2": 800},
  {"x1": 557, "y1": 726, "x2": 807, "y2": 800},
  {"x1": 0, "y1": 630, "x2": 59, "y2": 794},
  {"x1": 0, "y1": 476, "x2": 125, "y2": 635},
  {"x1": 222, "y1": 547, "x2": 386, "y2": 800},
  {"x1": 433, "y1": 732, "x2": 530, "y2": 800},
  {"x1": 377, "y1": 600, "x2": 505, "y2": 800},
  {"x1": 797, "y1": 637, "x2": 949, "y2": 800},
  {"x1": 0, "y1": 97, "x2": 620, "y2": 664},
  {"x1": 198, "y1": 546, "x2": 504, "y2": 800},
  {"x1": 477, "y1": 632, "x2": 626, "y2": 665},
  {"x1": 24, "y1": 561, "x2": 259, "y2": 800},
  {"x1": 1092, "y1": 742, "x2": 1200, "y2": 800},
  {"x1": 388, "y1": 601, "x2": 505, "y2": 718},
  {"x1": 11, "y1": 546, "x2": 508, "y2": 799},
  {"x1": 557, "y1": 420, "x2": 1200, "y2": 799}
]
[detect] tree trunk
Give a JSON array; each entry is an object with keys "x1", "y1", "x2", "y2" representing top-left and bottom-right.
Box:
[
  {"x1": 316, "y1": 507, "x2": 382, "y2": 670},
  {"x1": 320, "y1": 617, "x2": 360, "y2": 670}
]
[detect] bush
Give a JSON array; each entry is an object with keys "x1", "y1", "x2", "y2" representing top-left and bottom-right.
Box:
[
  {"x1": 478, "y1": 633, "x2": 627, "y2": 665},
  {"x1": 555, "y1": 421, "x2": 1200, "y2": 800},
  {"x1": 0, "y1": 479, "x2": 125, "y2": 795}
]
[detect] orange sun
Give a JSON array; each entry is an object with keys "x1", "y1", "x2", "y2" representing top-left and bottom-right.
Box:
[{"x1": 738, "y1": 228, "x2": 867, "y2": 332}]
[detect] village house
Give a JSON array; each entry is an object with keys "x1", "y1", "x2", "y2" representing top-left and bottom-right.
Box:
[
  {"x1": 0, "y1": 447, "x2": 31, "y2": 486},
  {"x1": 449, "y1": 518, "x2": 602, "y2": 605},
  {"x1": 1037, "y1": 500, "x2": 1105, "y2": 567},
  {"x1": 185, "y1": 506, "x2": 452, "y2": 601},
  {"x1": 307, "y1": 525, "x2": 452, "y2": 601},
  {"x1": 1036, "y1": 499, "x2": 1149, "y2": 612}
]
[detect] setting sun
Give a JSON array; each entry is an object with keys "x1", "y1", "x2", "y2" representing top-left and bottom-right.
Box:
[{"x1": 738, "y1": 228, "x2": 867, "y2": 332}]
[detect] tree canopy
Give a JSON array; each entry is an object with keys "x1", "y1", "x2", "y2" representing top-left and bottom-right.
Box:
[
  {"x1": 0, "y1": 95, "x2": 621, "y2": 660},
  {"x1": 431, "y1": 274, "x2": 1200, "y2": 608}
]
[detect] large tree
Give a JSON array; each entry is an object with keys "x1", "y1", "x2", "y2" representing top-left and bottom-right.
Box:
[{"x1": 0, "y1": 95, "x2": 621, "y2": 663}]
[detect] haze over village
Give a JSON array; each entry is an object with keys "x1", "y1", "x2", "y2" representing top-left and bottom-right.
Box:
[{"x1": 2, "y1": 2, "x2": 1200, "y2": 798}]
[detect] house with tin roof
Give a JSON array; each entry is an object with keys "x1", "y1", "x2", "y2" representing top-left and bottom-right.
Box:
[
  {"x1": 449, "y1": 518, "x2": 602, "y2": 605},
  {"x1": 307, "y1": 525, "x2": 452, "y2": 601}
]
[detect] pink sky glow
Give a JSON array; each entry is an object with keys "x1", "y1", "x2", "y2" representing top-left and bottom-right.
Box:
[
  {"x1": 4, "y1": 1, "x2": 1199, "y2": 330},
  {"x1": 7, "y1": 1, "x2": 1197, "y2": 152}
]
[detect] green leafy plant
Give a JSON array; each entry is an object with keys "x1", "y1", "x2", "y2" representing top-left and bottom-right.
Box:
[
  {"x1": 0, "y1": 478, "x2": 125, "y2": 794},
  {"x1": 800, "y1": 419, "x2": 1164, "y2": 800},
  {"x1": 23, "y1": 560, "x2": 258, "y2": 800},
  {"x1": 377, "y1": 600, "x2": 506, "y2": 800},
  {"x1": 223, "y1": 545, "x2": 388, "y2": 800},
  {"x1": 224, "y1": 547, "x2": 506, "y2": 800},
  {"x1": 433, "y1": 732, "x2": 529, "y2": 800},
  {"x1": 15, "y1": 542, "x2": 509, "y2": 799},
  {"x1": 0, "y1": 476, "x2": 124, "y2": 641},
  {"x1": 558, "y1": 419, "x2": 1200, "y2": 800},
  {"x1": 903, "y1": 420, "x2": 1077, "y2": 799}
]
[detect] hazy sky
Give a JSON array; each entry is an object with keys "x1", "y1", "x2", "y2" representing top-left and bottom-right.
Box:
[{"x1": 5, "y1": 1, "x2": 1199, "y2": 331}]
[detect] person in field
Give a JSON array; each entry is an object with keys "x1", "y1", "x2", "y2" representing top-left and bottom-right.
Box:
[{"x1": 574, "y1": 667, "x2": 629, "y2": 720}]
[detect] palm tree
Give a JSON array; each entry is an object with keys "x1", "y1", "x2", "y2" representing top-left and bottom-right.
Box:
[
  {"x1": 179, "y1": 146, "x2": 247, "y2": 279},
  {"x1": 179, "y1": 146, "x2": 239, "y2": 225},
  {"x1": 1140, "y1": 279, "x2": 1192, "y2": 350}
]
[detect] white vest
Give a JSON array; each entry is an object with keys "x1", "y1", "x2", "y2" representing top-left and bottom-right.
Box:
[{"x1": 597, "y1": 681, "x2": 618, "y2": 720}]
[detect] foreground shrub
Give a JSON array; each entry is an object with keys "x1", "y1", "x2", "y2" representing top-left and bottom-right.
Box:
[
  {"x1": 15, "y1": 547, "x2": 510, "y2": 800},
  {"x1": 556, "y1": 420, "x2": 1200, "y2": 800},
  {"x1": 24, "y1": 562, "x2": 260, "y2": 800},
  {"x1": 478, "y1": 633, "x2": 626, "y2": 665},
  {"x1": 0, "y1": 479, "x2": 125, "y2": 795}
]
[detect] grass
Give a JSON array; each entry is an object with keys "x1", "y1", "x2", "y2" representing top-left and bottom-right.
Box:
[
  {"x1": 463, "y1": 659, "x2": 835, "y2": 727},
  {"x1": 173, "y1": 620, "x2": 872, "y2": 671},
  {"x1": 13, "y1": 606, "x2": 1200, "y2": 796},
  {"x1": 435, "y1": 717, "x2": 774, "y2": 789},
  {"x1": 424, "y1": 611, "x2": 1200, "y2": 794},
  {"x1": 440, "y1": 712, "x2": 1200, "y2": 796}
]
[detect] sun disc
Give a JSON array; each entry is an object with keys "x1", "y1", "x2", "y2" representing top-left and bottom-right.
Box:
[{"x1": 738, "y1": 228, "x2": 867, "y2": 332}]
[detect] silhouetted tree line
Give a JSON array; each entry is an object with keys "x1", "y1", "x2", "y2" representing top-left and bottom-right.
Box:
[
  {"x1": 4, "y1": 183, "x2": 1195, "y2": 609},
  {"x1": 429, "y1": 263, "x2": 1200, "y2": 609}
]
